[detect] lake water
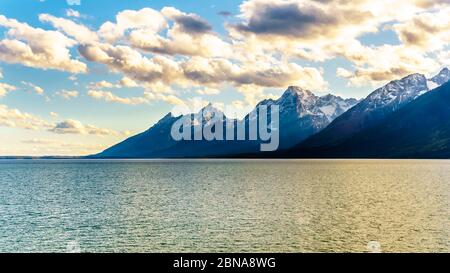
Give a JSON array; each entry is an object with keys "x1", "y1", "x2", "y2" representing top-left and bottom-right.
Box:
[{"x1": 0, "y1": 159, "x2": 448, "y2": 253}]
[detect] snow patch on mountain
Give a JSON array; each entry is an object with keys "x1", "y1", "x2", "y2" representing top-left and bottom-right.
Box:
[
  {"x1": 319, "y1": 105, "x2": 336, "y2": 118},
  {"x1": 430, "y1": 68, "x2": 450, "y2": 86},
  {"x1": 364, "y1": 73, "x2": 429, "y2": 113},
  {"x1": 273, "y1": 86, "x2": 358, "y2": 122},
  {"x1": 427, "y1": 80, "x2": 439, "y2": 91}
]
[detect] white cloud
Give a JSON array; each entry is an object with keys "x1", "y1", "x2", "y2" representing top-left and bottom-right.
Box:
[
  {"x1": 0, "y1": 104, "x2": 51, "y2": 130},
  {"x1": 227, "y1": 0, "x2": 450, "y2": 86},
  {"x1": 1, "y1": 6, "x2": 329, "y2": 103},
  {"x1": 143, "y1": 92, "x2": 185, "y2": 105},
  {"x1": 437, "y1": 50, "x2": 450, "y2": 68},
  {"x1": 156, "y1": 94, "x2": 184, "y2": 105},
  {"x1": 3, "y1": 1, "x2": 450, "y2": 104},
  {"x1": 392, "y1": 7, "x2": 450, "y2": 52},
  {"x1": 336, "y1": 67, "x2": 354, "y2": 79},
  {"x1": 87, "y1": 89, "x2": 148, "y2": 105},
  {"x1": 335, "y1": 43, "x2": 440, "y2": 86},
  {"x1": 66, "y1": 9, "x2": 80, "y2": 18},
  {"x1": 0, "y1": 83, "x2": 16, "y2": 98},
  {"x1": 128, "y1": 7, "x2": 232, "y2": 58},
  {"x1": 78, "y1": 43, "x2": 185, "y2": 87},
  {"x1": 87, "y1": 88, "x2": 185, "y2": 106},
  {"x1": 0, "y1": 15, "x2": 87, "y2": 73},
  {"x1": 98, "y1": 8, "x2": 167, "y2": 42},
  {"x1": 22, "y1": 81, "x2": 44, "y2": 95},
  {"x1": 78, "y1": 41, "x2": 328, "y2": 105},
  {"x1": 195, "y1": 87, "x2": 220, "y2": 95},
  {"x1": 120, "y1": 77, "x2": 138, "y2": 87},
  {"x1": 39, "y1": 14, "x2": 99, "y2": 44},
  {"x1": 89, "y1": 80, "x2": 116, "y2": 89},
  {"x1": 56, "y1": 89, "x2": 79, "y2": 99},
  {"x1": 49, "y1": 119, "x2": 125, "y2": 136},
  {"x1": 88, "y1": 78, "x2": 139, "y2": 89}
]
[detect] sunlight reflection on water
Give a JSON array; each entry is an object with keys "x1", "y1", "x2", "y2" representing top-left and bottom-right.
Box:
[{"x1": 0, "y1": 159, "x2": 448, "y2": 252}]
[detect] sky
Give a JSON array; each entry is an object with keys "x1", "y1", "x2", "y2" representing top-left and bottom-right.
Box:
[{"x1": 0, "y1": 0, "x2": 449, "y2": 156}]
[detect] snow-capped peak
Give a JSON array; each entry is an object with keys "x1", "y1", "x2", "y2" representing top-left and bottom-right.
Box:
[
  {"x1": 283, "y1": 86, "x2": 315, "y2": 100},
  {"x1": 429, "y1": 67, "x2": 450, "y2": 87},
  {"x1": 196, "y1": 103, "x2": 226, "y2": 124},
  {"x1": 361, "y1": 69, "x2": 450, "y2": 108},
  {"x1": 315, "y1": 94, "x2": 358, "y2": 121},
  {"x1": 365, "y1": 73, "x2": 428, "y2": 110},
  {"x1": 273, "y1": 86, "x2": 358, "y2": 121}
]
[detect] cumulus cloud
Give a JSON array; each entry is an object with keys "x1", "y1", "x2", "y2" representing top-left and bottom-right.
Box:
[
  {"x1": 6, "y1": 5, "x2": 329, "y2": 103},
  {"x1": 49, "y1": 119, "x2": 126, "y2": 136},
  {"x1": 437, "y1": 50, "x2": 450, "y2": 68},
  {"x1": 22, "y1": 81, "x2": 44, "y2": 95},
  {"x1": 87, "y1": 88, "x2": 185, "y2": 106},
  {"x1": 0, "y1": 83, "x2": 16, "y2": 97},
  {"x1": 392, "y1": 7, "x2": 450, "y2": 51},
  {"x1": 129, "y1": 26, "x2": 232, "y2": 57},
  {"x1": 66, "y1": 9, "x2": 80, "y2": 18},
  {"x1": 230, "y1": 0, "x2": 376, "y2": 46},
  {"x1": 88, "y1": 78, "x2": 138, "y2": 89},
  {"x1": 0, "y1": 104, "x2": 51, "y2": 130},
  {"x1": 195, "y1": 87, "x2": 221, "y2": 95},
  {"x1": 56, "y1": 89, "x2": 79, "y2": 99},
  {"x1": 1, "y1": 103, "x2": 126, "y2": 144},
  {"x1": 227, "y1": 0, "x2": 450, "y2": 86},
  {"x1": 87, "y1": 90, "x2": 148, "y2": 105},
  {"x1": 39, "y1": 14, "x2": 99, "y2": 43},
  {"x1": 233, "y1": 1, "x2": 339, "y2": 37},
  {"x1": 143, "y1": 92, "x2": 184, "y2": 105},
  {"x1": 89, "y1": 80, "x2": 116, "y2": 89},
  {"x1": 128, "y1": 7, "x2": 231, "y2": 57},
  {"x1": 0, "y1": 15, "x2": 87, "y2": 73},
  {"x1": 98, "y1": 8, "x2": 167, "y2": 42},
  {"x1": 78, "y1": 43, "x2": 183, "y2": 86},
  {"x1": 3, "y1": 1, "x2": 449, "y2": 104},
  {"x1": 334, "y1": 42, "x2": 440, "y2": 86},
  {"x1": 78, "y1": 40, "x2": 328, "y2": 104},
  {"x1": 182, "y1": 56, "x2": 328, "y2": 90},
  {"x1": 161, "y1": 7, "x2": 212, "y2": 34},
  {"x1": 231, "y1": 0, "x2": 447, "y2": 43},
  {"x1": 120, "y1": 77, "x2": 138, "y2": 87}
]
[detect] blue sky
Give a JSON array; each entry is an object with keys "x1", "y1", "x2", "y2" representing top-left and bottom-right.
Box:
[{"x1": 0, "y1": 0, "x2": 449, "y2": 155}]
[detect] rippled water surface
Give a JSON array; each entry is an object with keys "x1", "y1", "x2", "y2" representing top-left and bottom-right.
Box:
[{"x1": 0, "y1": 159, "x2": 448, "y2": 252}]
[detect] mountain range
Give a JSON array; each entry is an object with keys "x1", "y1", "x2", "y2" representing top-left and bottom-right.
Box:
[
  {"x1": 285, "y1": 79, "x2": 450, "y2": 158},
  {"x1": 299, "y1": 73, "x2": 433, "y2": 149},
  {"x1": 94, "y1": 86, "x2": 357, "y2": 158},
  {"x1": 93, "y1": 68, "x2": 450, "y2": 159}
]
